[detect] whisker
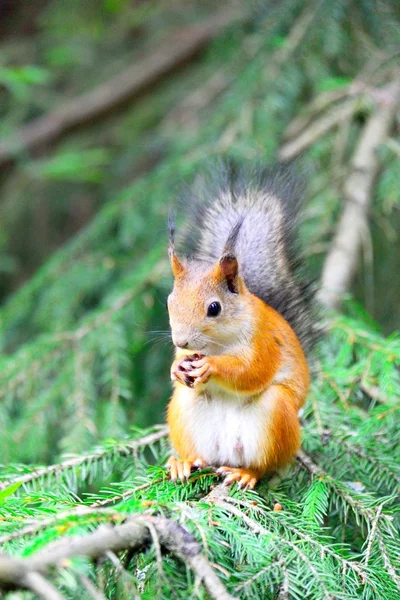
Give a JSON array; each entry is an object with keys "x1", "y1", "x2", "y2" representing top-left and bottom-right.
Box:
[{"x1": 145, "y1": 330, "x2": 171, "y2": 336}]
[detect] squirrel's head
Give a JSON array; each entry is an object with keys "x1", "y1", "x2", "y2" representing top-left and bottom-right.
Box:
[{"x1": 167, "y1": 248, "x2": 252, "y2": 355}]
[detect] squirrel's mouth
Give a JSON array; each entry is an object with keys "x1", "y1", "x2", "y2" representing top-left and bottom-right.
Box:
[
  {"x1": 188, "y1": 344, "x2": 206, "y2": 352},
  {"x1": 187, "y1": 340, "x2": 208, "y2": 353}
]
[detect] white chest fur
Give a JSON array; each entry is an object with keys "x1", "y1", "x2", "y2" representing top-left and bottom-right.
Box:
[{"x1": 180, "y1": 383, "x2": 272, "y2": 468}]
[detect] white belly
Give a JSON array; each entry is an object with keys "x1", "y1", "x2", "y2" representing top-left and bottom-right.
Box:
[{"x1": 182, "y1": 384, "x2": 271, "y2": 468}]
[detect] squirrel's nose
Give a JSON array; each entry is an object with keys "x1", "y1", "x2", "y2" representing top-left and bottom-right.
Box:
[{"x1": 175, "y1": 340, "x2": 189, "y2": 349}]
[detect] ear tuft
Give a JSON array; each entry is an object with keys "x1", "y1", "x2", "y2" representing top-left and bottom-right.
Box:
[
  {"x1": 170, "y1": 252, "x2": 185, "y2": 277},
  {"x1": 219, "y1": 253, "x2": 238, "y2": 293},
  {"x1": 168, "y1": 211, "x2": 186, "y2": 277}
]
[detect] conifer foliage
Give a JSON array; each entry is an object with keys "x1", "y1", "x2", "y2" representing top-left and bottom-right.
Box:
[{"x1": 0, "y1": 1, "x2": 399, "y2": 598}]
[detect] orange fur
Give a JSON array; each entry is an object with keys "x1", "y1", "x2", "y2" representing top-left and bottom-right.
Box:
[{"x1": 167, "y1": 260, "x2": 310, "y2": 487}]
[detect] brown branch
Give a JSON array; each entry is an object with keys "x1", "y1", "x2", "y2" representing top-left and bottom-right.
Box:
[
  {"x1": 77, "y1": 573, "x2": 107, "y2": 600},
  {"x1": 279, "y1": 98, "x2": 359, "y2": 161},
  {"x1": 21, "y1": 571, "x2": 66, "y2": 600},
  {"x1": 364, "y1": 504, "x2": 383, "y2": 566},
  {"x1": 0, "y1": 6, "x2": 243, "y2": 169},
  {"x1": 318, "y1": 81, "x2": 400, "y2": 309},
  {"x1": 282, "y1": 83, "x2": 363, "y2": 142},
  {"x1": 360, "y1": 382, "x2": 391, "y2": 405},
  {"x1": 0, "y1": 516, "x2": 236, "y2": 600},
  {"x1": 0, "y1": 427, "x2": 168, "y2": 492},
  {"x1": 271, "y1": 5, "x2": 320, "y2": 72}
]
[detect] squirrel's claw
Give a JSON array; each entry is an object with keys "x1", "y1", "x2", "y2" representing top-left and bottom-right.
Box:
[
  {"x1": 166, "y1": 456, "x2": 207, "y2": 483},
  {"x1": 191, "y1": 366, "x2": 212, "y2": 386},
  {"x1": 171, "y1": 354, "x2": 209, "y2": 388},
  {"x1": 216, "y1": 466, "x2": 259, "y2": 490},
  {"x1": 190, "y1": 358, "x2": 212, "y2": 386}
]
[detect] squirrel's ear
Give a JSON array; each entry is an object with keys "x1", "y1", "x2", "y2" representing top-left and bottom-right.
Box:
[
  {"x1": 170, "y1": 251, "x2": 186, "y2": 278},
  {"x1": 168, "y1": 214, "x2": 186, "y2": 277},
  {"x1": 217, "y1": 253, "x2": 239, "y2": 293}
]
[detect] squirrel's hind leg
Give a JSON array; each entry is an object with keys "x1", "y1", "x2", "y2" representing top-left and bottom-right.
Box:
[
  {"x1": 167, "y1": 456, "x2": 208, "y2": 483},
  {"x1": 216, "y1": 466, "x2": 262, "y2": 490}
]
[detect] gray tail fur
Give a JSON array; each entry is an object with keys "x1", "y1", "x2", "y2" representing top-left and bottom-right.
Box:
[{"x1": 177, "y1": 162, "x2": 317, "y2": 353}]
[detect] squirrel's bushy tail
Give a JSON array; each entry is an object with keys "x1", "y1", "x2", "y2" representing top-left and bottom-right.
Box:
[{"x1": 179, "y1": 162, "x2": 316, "y2": 353}]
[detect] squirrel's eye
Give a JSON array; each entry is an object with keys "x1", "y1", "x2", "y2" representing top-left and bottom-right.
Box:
[{"x1": 207, "y1": 301, "x2": 221, "y2": 317}]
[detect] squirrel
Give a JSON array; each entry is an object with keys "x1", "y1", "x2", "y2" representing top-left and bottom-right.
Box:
[{"x1": 166, "y1": 164, "x2": 314, "y2": 490}]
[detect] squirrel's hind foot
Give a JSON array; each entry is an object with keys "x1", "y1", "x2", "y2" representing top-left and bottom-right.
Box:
[
  {"x1": 166, "y1": 456, "x2": 207, "y2": 483},
  {"x1": 216, "y1": 466, "x2": 260, "y2": 490}
]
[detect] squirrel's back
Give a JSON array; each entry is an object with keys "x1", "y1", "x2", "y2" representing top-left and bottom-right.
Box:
[{"x1": 179, "y1": 163, "x2": 315, "y2": 353}]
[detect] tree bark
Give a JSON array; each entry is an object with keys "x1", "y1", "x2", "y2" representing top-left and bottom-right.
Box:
[{"x1": 318, "y1": 82, "x2": 400, "y2": 309}]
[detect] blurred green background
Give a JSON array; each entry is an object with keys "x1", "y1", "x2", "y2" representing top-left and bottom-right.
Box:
[{"x1": 0, "y1": 0, "x2": 399, "y2": 463}]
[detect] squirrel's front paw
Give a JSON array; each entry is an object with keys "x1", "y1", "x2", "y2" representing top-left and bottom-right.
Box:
[
  {"x1": 171, "y1": 354, "x2": 204, "y2": 388},
  {"x1": 189, "y1": 357, "x2": 213, "y2": 386}
]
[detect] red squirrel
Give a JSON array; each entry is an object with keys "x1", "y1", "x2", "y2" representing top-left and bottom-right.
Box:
[{"x1": 166, "y1": 166, "x2": 313, "y2": 489}]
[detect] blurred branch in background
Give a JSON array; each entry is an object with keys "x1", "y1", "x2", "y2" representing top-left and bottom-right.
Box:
[
  {"x1": 0, "y1": 5, "x2": 242, "y2": 170},
  {"x1": 319, "y1": 81, "x2": 400, "y2": 309},
  {"x1": 0, "y1": 2, "x2": 400, "y2": 597}
]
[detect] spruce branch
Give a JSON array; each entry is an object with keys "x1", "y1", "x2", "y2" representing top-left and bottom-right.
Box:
[
  {"x1": 217, "y1": 1, "x2": 320, "y2": 154},
  {"x1": 91, "y1": 478, "x2": 165, "y2": 508},
  {"x1": 0, "y1": 516, "x2": 236, "y2": 600},
  {"x1": 296, "y1": 449, "x2": 400, "y2": 587},
  {"x1": 340, "y1": 437, "x2": 400, "y2": 489},
  {"x1": 0, "y1": 250, "x2": 166, "y2": 419},
  {"x1": 220, "y1": 496, "x2": 369, "y2": 586},
  {"x1": 0, "y1": 427, "x2": 168, "y2": 492},
  {"x1": 360, "y1": 382, "x2": 391, "y2": 405},
  {"x1": 296, "y1": 449, "x2": 385, "y2": 523},
  {"x1": 0, "y1": 506, "x2": 124, "y2": 546},
  {"x1": 214, "y1": 499, "x2": 335, "y2": 600}
]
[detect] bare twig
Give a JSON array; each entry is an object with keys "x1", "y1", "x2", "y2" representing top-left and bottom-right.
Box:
[
  {"x1": 318, "y1": 81, "x2": 400, "y2": 309},
  {"x1": 22, "y1": 572, "x2": 66, "y2": 600},
  {"x1": 282, "y1": 83, "x2": 363, "y2": 141},
  {"x1": 270, "y1": 5, "x2": 321, "y2": 72},
  {"x1": 279, "y1": 99, "x2": 359, "y2": 161},
  {"x1": 0, "y1": 6, "x2": 243, "y2": 169},
  {"x1": 77, "y1": 574, "x2": 107, "y2": 600},
  {"x1": 364, "y1": 504, "x2": 383, "y2": 566},
  {"x1": 360, "y1": 382, "x2": 391, "y2": 405}
]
